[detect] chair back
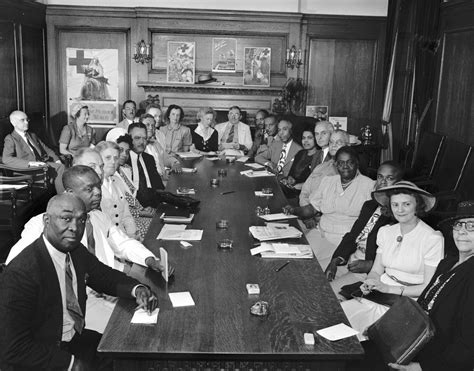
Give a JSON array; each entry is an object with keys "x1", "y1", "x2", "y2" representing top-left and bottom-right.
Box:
[
  {"x1": 454, "y1": 147, "x2": 474, "y2": 201},
  {"x1": 432, "y1": 138, "x2": 471, "y2": 192},
  {"x1": 411, "y1": 131, "x2": 445, "y2": 178}
]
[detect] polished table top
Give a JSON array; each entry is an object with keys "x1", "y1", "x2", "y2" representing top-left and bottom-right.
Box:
[{"x1": 98, "y1": 157, "x2": 363, "y2": 361}]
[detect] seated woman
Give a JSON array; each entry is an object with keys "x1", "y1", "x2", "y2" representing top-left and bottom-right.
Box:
[
  {"x1": 190, "y1": 107, "x2": 218, "y2": 154},
  {"x1": 115, "y1": 134, "x2": 155, "y2": 240},
  {"x1": 159, "y1": 104, "x2": 192, "y2": 154},
  {"x1": 280, "y1": 126, "x2": 318, "y2": 198},
  {"x1": 59, "y1": 104, "x2": 96, "y2": 156},
  {"x1": 284, "y1": 146, "x2": 374, "y2": 269},
  {"x1": 341, "y1": 181, "x2": 444, "y2": 341},
  {"x1": 387, "y1": 201, "x2": 474, "y2": 371},
  {"x1": 95, "y1": 141, "x2": 138, "y2": 240},
  {"x1": 325, "y1": 161, "x2": 404, "y2": 297}
]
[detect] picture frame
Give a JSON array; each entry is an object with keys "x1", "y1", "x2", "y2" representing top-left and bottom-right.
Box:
[
  {"x1": 167, "y1": 41, "x2": 195, "y2": 84},
  {"x1": 212, "y1": 38, "x2": 236, "y2": 73},
  {"x1": 306, "y1": 105, "x2": 329, "y2": 121},
  {"x1": 329, "y1": 116, "x2": 348, "y2": 131},
  {"x1": 243, "y1": 47, "x2": 271, "y2": 86}
]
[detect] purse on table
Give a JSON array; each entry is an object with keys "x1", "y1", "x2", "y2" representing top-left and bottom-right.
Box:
[{"x1": 366, "y1": 296, "x2": 435, "y2": 365}]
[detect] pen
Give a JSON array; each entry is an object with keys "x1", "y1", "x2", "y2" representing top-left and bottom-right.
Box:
[
  {"x1": 221, "y1": 191, "x2": 235, "y2": 195},
  {"x1": 275, "y1": 261, "x2": 290, "y2": 272}
]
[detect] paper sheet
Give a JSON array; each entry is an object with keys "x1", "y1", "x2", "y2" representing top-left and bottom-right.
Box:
[
  {"x1": 159, "y1": 247, "x2": 168, "y2": 282},
  {"x1": 181, "y1": 168, "x2": 197, "y2": 173},
  {"x1": 131, "y1": 308, "x2": 159, "y2": 324},
  {"x1": 245, "y1": 170, "x2": 274, "y2": 178},
  {"x1": 176, "y1": 189, "x2": 196, "y2": 195},
  {"x1": 169, "y1": 292, "x2": 195, "y2": 307},
  {"x1": 236, "y1": 156, "x2": 249, "y2": 163},
  {"x1": 206, "y1": 157, "x2": 220, "y2": 161},
  {"x1": 245, "y1": 163, "x2": 265, "y2": 169},
  {"x1": 157, "y1": 224, "x2": 203, "y2": 241},
  {"x1": 254, "y1": 191, "x2": 273, "y2": 197},
  {"x1": 176, "y1": 152, "x2": 202, "y2": 159},
  {"x1": 259, "y1": 213, "x2": 298, "y2": 221},
  {"x1": 316, "y1": 323, "x2": 359, "y2": 341}
]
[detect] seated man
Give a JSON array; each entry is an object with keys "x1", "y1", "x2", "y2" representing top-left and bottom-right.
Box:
[
  {"x1": 2, "y1": 110, "x2": 65, "y2": 193},
  {"x1": 255, "y1": 119, "x2": 302, "y2": 178},
  {"x1": 128, "y1": 122, "x2": 165, "y2": 208},
  {"x1": 247, "y1": 109, "x2": 269, "y2": 158},
  {"x1": 0, "y1": 194, "x2": 157, "y2": 370},
  {"x1": 6, "y1": 165, "x2": 170, "y2": 333},
  {"x1": 116, "y1": 99, "x2": 137, "y2": 130},
  {"x1": 325, "y1": 161, "x2": 404, "y2": 297},
  {"x1": 215, "y1": 106, "x2": 252, "y2": 155}
]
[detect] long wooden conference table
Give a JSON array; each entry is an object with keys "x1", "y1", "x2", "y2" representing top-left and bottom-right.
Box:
[{"x1": 98, "y1": 157, "x2": 363, "y2": 370}]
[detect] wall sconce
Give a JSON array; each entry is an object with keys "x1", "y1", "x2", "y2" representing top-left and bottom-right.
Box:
[
  {"x1": 285, "y1": 45, "x2": 303, "y2": 69},
  {"x1": 133, "y1": 40, "x2": 152, "y2": 64}
]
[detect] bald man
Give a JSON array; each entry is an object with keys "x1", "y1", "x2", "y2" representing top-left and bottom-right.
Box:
[
  {"x1": 2, "y1": 110, "x2": 65, "y2": 193},
  {"x1": 0, "y1": 193, "x2": 156, "y2": 370},
  {"x1": 313, "y1": 121, "x2": 334, "y2": 164}
]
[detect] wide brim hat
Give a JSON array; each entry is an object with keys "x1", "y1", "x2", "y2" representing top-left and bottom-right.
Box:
[
  {"x1": 196, "y1": 73, "x2": 217, "y2": 84},
  {"x1": 372, "y1": 180, "x2": 436, "y2": 213},
  {"x1": 438, "y1": 200, "x2": 474, "y2": 227},
  {"x1": 105, "y1": 127, "x2": 127, "y2": 143}
]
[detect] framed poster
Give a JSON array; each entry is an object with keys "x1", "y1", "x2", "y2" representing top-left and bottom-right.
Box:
[
  {"x1": 212, "y1": 38, "x2": 236, "y2": 73},
  {"x1": 329, "y1": 116, "x2": 348, "y2": 131},
  {"x1": 66, "y1": 48, "x2": 119, "y2": 125},
  {"x1": 306, "y1": 105, "x2": 329, "y2": 121},
  {"x1": 243, "y1": 47, "x2": 271, "y2": 86},
  {"x1": 167, "y1": 41, "x2": 195, "y2": 84}
]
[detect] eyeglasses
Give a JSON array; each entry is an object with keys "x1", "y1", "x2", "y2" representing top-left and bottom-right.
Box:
[
  {"x1": 336, "y1": 159, "x2": 356, "y2": 168},
  {"x1": 453, "y1": 221, "x2": 474, "y2": 232}
]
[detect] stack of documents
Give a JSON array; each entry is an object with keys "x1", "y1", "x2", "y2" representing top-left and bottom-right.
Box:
[
  {"x1": 259, "y1": 213, "x2": 297, "y2": 221},
  {"x1": 245, "y1": 163, "x2": 265, "y2": 169},
  {"x1": 240, "y1": 170, "x2": 274, "y2": 177},
  {"x1": 249, "y1": 225, "x2": 302, "y2": 241},
  {"x1": 250, "y1": 242, "x2": 313, "y2": 259},
  {"x1": 157, "y1": 224, "x2": 203, "y2": 240},
  {"x1": 176, "y1": 152, "x2": 202, "y2": 159},
  {"x1": 160, "y1": 209, "x2": 194, "y2": 224}
]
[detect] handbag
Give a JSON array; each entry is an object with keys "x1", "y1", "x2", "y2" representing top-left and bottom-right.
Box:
[
  {"x1": 339, "y1": 281, "x2": 401, "y2": 307},
  {"x1": 157, "y1": 191, "x2": 200, "y2": 209},
  {"x1": 367, "y1": 296, "x2": 435, "y2": 365}
]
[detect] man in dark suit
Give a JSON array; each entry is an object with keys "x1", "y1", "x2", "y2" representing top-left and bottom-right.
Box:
[
  {"x1": 127, "y1": 122, "x2": 165, "y2": 207},
  {"x1": 2, "y1": 110, "x2": 65, "y2": 193},
  {"x1": 324, "y1": 161, "x2": 404, "y2": 296},
  {"x1": 0, "y1": 193, "x2": 157, "y2": 370}
]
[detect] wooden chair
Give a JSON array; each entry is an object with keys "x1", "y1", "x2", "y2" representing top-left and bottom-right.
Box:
[
  {"x1": 0, "y1": 174, "x2": 34, "y2": 242},
  {"x1": 0, "y1": 161, "x2": 50, "y2": 190},
  {"x1": 405, "y1": 131, "x2": 446, "y2": 180}
]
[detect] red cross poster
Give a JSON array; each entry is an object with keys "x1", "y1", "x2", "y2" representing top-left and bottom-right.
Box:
[{"x1": 66, "y1": 48, "x2": 119, "y2": 126}]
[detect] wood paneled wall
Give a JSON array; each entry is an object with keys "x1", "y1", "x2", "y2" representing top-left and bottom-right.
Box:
[
  {"x1": 432, "y1": 1, "x2": 474, "y2": 145},
  {"x1": 303, "y1": 16, "x2": 386, "y2": 136}
]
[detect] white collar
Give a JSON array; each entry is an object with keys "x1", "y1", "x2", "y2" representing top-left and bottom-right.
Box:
[{"x1": 195, "y1": 124, "x2": 214, "y2": 141}]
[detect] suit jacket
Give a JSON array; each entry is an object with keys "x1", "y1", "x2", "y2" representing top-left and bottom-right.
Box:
[
  {"x1": 416, "y1": 255, "x2": 474, "y2": 371},
  {"x1": 0, "y1": 236, "x2": 140, "y2": 370},
  {"x1": 127, "y1": 151, "x2": 164, "y2": 191},
  {"x1": 255, "y1": 139, "x2": 303, "y2": 177},
  {"x1": 2, "y1": 130, "x2": 59, "y2": 168},
  {"x1": 331, "y1": 199, "x2": 392, "y2": 263}
]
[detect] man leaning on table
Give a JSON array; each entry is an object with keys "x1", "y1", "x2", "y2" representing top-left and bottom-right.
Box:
[
  {"x1": 215, "y1": 106, "x2": 252, "y2": 155},
  {"x1": 0, "y1": 194, "x2": 157, "y2": 370},
  {"x1": 255, "y1": 119, "x2": 302, "y2": 178}
]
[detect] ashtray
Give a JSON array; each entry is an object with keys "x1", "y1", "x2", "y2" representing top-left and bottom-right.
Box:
[
  {"x1": 250, "y1": 301, "x2": 269, "y2": 316},
  {"x1": 210, "y1": 178, "x2": 220, "y2": 186},
  {"x1": 216, "y1": 219, "x2": 229, "y2": 229},
  {"x1": 218, "y1": 169, "x2": 228, "y2": 177},
  {"x1": 217, "y1": 239, "x2": 233, "y2": 250},
  {"x1": 261, "y1": 188, "x2": 273, "y2": 195}
]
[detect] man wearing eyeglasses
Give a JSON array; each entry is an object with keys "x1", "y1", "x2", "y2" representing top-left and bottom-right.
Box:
[
  {"x1": 2, "y1": 110, "x2": 65, "y2": 193},
  {"x1": 215, "y1": 106, "x2": 252, "y2": 155}
]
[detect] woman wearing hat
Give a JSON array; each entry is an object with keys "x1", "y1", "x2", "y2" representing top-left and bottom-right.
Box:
[
  {"x1": 341, "y1": 181, "x2": 444, "y2": 341},
  {"x1": 190, "y1": 107, "x2": 218, "y2": 154},
  {"x1": 59, "y1": 104, "x2": 97, "y2": 156},
  {"x1": 388, "y1": 201, "x2": 474, "y2": 371}
]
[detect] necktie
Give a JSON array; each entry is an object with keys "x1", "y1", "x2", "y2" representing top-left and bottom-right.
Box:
[
  {"x1": 226, "y1": 124, "x2": 235, "y2": 143},
  {"x1": 65, "y1": 254, "x2": 84, "y2": 334},
  {"x1": 277, "y1": 143, "x2": 287, "y2": 173},
  {"x1": 25, "y1": 133, "x2": 43, "y2": 161},
  {"x1": 137, "y1": 155, "x2": 148, "y2": 191},
  {"x1": 85, "y1": 218, "x2": 96, "y2": 256}
]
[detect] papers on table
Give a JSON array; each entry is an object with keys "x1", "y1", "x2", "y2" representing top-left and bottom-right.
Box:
[
  {"x1": 160, "y1": 213, "x2": 194, "y2": 224},
  {"x1": 0, "y1": 184, "x2": 28, "y2": 190},
  {"x1": 245, "y1": 163, "x2": 265, "y2": 170},
  {"x1": 176, "y1": 152, "x2": 202, "y2": 159},
  {"x1": 181, "y1": 167, "x2": 197, "y2": 173},
  {"x1": 250, "y1": 243, "x2": 313, "y2": 259},
  {"x1": 131, "y1": 308, "x2": 159, "y2": 324},
  {"x1": 254, "y1": 191, "x2": 273, "y2": 197},
  {"x1": 236, "y1": 156, "x2": 249, "y2": 163},
  {"x1": 258, "y1": 213, "x2": 298, "y2": 221},
  {"x1": 169, "y1": 292, "x2": 195, "y2": 307},
  {"x1": 176, "y1": 188, "x2": 196, "y2": 195},
  {"x1": 240, "y1": 170, "x2": 274, "y2": 178},
  {"x1": 316, "y1": 323, "x2": 359, "y2": 341},
  {"x1": 249, "y1": 225, "x2": 302, "y2": 241},
  {"x1": 206, "y1": 156, "x2": 220, "y2": 161},
  {"x1": 159, "y1": 247, "x2": 169, "y2": 282},
  {"x1": 157, "y1": 224, "x2": 203, "y2": 241}
]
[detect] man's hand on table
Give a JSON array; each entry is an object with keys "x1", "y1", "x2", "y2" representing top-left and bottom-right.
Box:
[
  {"x1": 145, "y1": 257, "x2": 175, "y2": 277},
  {"x1": 135, "y1": 286, "x2": 158, "y2": 314},
  {"x1": 325, "y1": 258, "x2": 340, "y2": 281},
  {"x1": 171, "y1": 162, "x2": 182, "y2": 174}
]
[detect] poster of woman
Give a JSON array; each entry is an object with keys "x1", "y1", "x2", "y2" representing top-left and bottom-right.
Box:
[
  {"x1": 167, "y1": 41, "x2": 195, "y2": 83},
  {"x1": 243, "y1": 47, "x2": 271, "y2": 86},
  {"x1": 66, "y1": 48, "x2": 118, "y2": 125}
]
